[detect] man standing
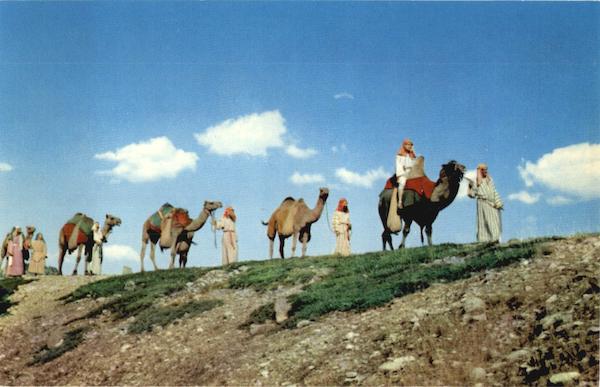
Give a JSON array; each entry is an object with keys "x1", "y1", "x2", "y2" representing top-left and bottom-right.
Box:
[{"x1": 468, "y1": 163, "x2": 504, "y2": 242}]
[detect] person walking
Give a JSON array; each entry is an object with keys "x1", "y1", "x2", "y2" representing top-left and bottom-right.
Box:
[
  {"x1": 6, "y1": 227, "x2": 25, "y2": 277},
  {"x1": 332, "y1": 198, "x2": 352, "y2": 256},
  {"x1": 89, "y1": 222, "x2": 103, "y2": 275},
  {"x1": 212, "y1": 207, "x2": 238, "y2": 265},
  {"x1": 395, "y1": 138, "x2": 417, "y2": 208},
  {"x1": 28, "y1": 233, "x2": 47, "y2": 275},
  {"x1": 468, "y1": 163, "x2": 504, "y2": 243}
]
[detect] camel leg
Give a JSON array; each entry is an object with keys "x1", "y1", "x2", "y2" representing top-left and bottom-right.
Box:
[
  {"x1": 149, "y1": 243, "x2": 159, "y2": 270},
  {"x1": 180, "y1": 251, "x2": 188, "y2": 268},
  {"x1": 301, "y1": 233, "x2": 309, "y2": 257},
  {"x1": 140, "y1": 238, "x2": 147, "y2": 272},
  {"x1": 291, "y1": 233, "x2": 298, "y2": 257},
  {"x1": 268, "y1": 238, "x2": 274, "y2": 260},
  {"x1": 58, "y1": 246, "x2": 66, "y2": 275},
  {"x1": 425, "y1": 225, "x2": 433, "y2": 246},
  {"x1": 399, "y1": 221, "x2": 411, "y2": 249},
  {"x1": 83, "y1": 246, "x2": 91, "y2": 275},
  {"x1": 382, "y1": 230, "x2": 393, "y2": 251},
  {"x1": 72, "y1": 245, "x2": 83, "y2": 275},
  {"x1": 278, "y1": 235, "x2": 286, "y2": 259}
]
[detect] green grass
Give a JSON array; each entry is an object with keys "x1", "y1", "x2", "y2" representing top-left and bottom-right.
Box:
[
  {"x1": 0, "y1": 277, "x2": 34, "y2": 316},
  {"x1": 233, "y1": 238, "x2": 561, "y2": 328},
  {"x1": 63, "y1": 268, "x2": 211, "y2": 331},
  {"x1": 129, "y1": 299, "x2": 223, "y2": 333},
  {"x1": 29, "y1": 327, "x2": 87, "y2": 365}
]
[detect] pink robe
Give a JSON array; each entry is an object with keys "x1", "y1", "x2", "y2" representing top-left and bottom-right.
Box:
[{"x1": 6, "y1": 240, "x2": 24, "y2": 276}]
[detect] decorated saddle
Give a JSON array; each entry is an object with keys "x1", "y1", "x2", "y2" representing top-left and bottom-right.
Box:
[
  {"x1": 64, "y1": 213, "x2": 94, "y2": 247},
  {"x1": 383, "y1": 175, "x2": 437, "y2": 208},
  {"x1": 149, "y1": 203, "x2": 175, "y2": 232}
]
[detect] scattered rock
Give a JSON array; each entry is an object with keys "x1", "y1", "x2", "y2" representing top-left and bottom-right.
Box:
[
  {"x1": 296, "y1": 320, "x2": 312, "y2": 328},
  {"x1": 463, "y1": 296, "x2": 485, "y2": 313},
  {"x1": 122, "y1": 266, "x2": 133, "y2": 275},
  {"x1": 379, "y1": 356, "x2": 416, "y2": 371},
  {"x1": 124, "y1": 280, "x2": 136, "y2": 291},
  {"x1": 470, "y1": 367, "x2": 486, "y2": 381},
  {"x1": 274, "y1": 297, "x2": 292, "y2": 324},
  {"x1": 549, "y1": 371, "x2": 580, "y2": 384}
]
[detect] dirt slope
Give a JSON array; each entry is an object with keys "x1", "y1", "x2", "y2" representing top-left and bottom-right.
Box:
[{"x1": 0, "y1": 235, "x2": 598, "y2": 386}]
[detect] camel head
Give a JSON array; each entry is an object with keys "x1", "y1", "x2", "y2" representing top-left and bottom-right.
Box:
[
  {"x1": 204, "y1": 200, "x2": 223, "y2": 213},
  {"x1": 319, "y1": 187, "x2": 330, "y2": 202},
  {"x1": 104, "y1": 214, "x2": 122, "y2": 227},
  {"x1": 441, "y1": 160, "x2": 466, "y2": 183},
  {"x1": 25, "y1": 225, "x2": 36, "y2": 236}
]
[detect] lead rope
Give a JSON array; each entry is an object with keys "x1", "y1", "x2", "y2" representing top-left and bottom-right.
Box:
[
  {"x1": 209, "y1": 211, "x2": 217, "y2": 249},
  {"x1": 325, "y1": 201, "x2": 335, "y2": 234}
]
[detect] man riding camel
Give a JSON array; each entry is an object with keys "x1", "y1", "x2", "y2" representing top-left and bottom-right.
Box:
[{"x1": 395, "y1": 138, "x2": 417, "y2": 208}]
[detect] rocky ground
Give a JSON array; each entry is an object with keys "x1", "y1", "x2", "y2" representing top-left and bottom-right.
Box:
[{"x1": 0, "y1": 235, "x2": 598, "y2": 386}]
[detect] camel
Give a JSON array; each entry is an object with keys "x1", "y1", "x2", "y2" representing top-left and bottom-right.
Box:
[
  {"x1": 58, "y1": 213, "x2": 122, "y2": 275},
  {"x1": 379, "y1": 158, "x2": 465, "y2": 250},
  {"x1": 140, "y1": 200, "x2": 222, "y2": 271},
  {"x1": 263, "y1": 187, "x2": 330, "y2": 259}
]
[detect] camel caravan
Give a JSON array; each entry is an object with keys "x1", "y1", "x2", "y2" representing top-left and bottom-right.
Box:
[{"x1": 3, "y1": 138, "x2": 490, "y2": 276}]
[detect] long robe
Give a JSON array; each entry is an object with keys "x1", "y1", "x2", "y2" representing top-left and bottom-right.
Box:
[
  {"x1": 215, "y1": 217, "x2": 237, "y2": 265},
  {"x1": 468, "y1": 177, "x2": 503, "y2": 242},
  {"x1": 6, "y1": 239, "x2": 24, "y2": 277},
  {"x1": 89, "y1": 228, "x2": 103, "y2": 275},
  {"x1": 332, "y1": 210, "x2": 351, "y2": 256},
  {"x1": 28, "y1": 239, "x2": 47, "y2": 274}
]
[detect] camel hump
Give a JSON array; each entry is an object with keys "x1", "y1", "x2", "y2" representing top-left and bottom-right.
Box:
[{"x1": 282, "y1": 196, "x2": 295, "y2": 204}]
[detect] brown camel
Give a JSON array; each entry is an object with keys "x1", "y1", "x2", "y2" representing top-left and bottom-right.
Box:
[
  {"x1": 58, "y1": 213, "x2": 122, "y2": 275},
  {"x1": 263, "y1": 187, "x2": 330, "y2": 259},
  {"x1": 140, "y1": 200, "x2": 222, "y2": 271},
  {"x1": 378, "y1": 158, "x2": 465, "y2": 249}
]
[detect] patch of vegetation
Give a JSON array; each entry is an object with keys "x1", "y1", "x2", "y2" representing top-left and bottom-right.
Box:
[
  {"x1": 129, "y1": 299, "x2": 223, "y2": 334},
  {"x1": 239, "y1": 302, "x2": 275, "y2": 329},
  {"x1": 63, "y1": 268, "x2": 211, "y2": 328},
  {"x1": 0, "y1": 277, "x2": 34, "y2": 316},
  {"x1": 29, "y1": 327, "x2": 87, "y2": 365}
]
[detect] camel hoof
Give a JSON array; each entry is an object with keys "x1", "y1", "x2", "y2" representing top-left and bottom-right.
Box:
[{"x1": 71, "y1": 271, "x2": 78, "y2": 276}]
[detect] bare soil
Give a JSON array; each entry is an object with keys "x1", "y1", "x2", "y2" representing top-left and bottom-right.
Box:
[{"x1": 0, "y1": 235, "x2": 598, "y2": 386}]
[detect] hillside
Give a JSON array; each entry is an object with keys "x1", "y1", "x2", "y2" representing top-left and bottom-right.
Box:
[{"x1": 0, "y1": 235, "x2": 598, "y2": 386}]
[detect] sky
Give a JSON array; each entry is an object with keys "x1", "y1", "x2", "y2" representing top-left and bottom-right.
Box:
[{"x1": 0, "y1": 2, "x2": 598, "y2": 274}]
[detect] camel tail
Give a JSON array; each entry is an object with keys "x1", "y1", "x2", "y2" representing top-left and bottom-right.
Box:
[
  {"x1": 261, "y1": 221, "x2": 269, "y2": 226},
  {"x1": 265, "y1": 217, "x2": 277, "y2": 240}
]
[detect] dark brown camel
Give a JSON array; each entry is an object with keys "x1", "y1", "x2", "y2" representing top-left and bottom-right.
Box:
[{"x1": 378, "y1": 159, "x2": 465, "y2": 250}]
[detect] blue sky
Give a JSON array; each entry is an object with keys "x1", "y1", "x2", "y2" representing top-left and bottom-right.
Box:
[{"x1": 1, "y1": 2, "x2": 598, "y2": 274}]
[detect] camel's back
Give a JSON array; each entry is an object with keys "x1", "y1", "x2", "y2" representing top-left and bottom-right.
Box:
[{"x1": 277, "y1": 199, "x2": 304, "y2": 236}]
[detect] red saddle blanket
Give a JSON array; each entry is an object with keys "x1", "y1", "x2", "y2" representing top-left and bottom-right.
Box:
[
  {"x1": 384, "y1": 176, "x2": 436, "y2": 200},
  {"x1": 63, "y1": 223, "x2": 89, "y2": 245}
]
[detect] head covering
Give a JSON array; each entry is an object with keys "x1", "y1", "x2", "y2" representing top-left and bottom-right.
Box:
[
  {"x1": 476, "y1": 163, "x2": 489, "y2": 185},
  {"x1": 224, "y1": 207, "x2": 236, "y2": 222},
  {"x1": 397, "y1": 138, "x2": 416, "y2": 158},
  {"x1": 92, "y1": 222, "x2": 100, "y2": 231},
  {"x1": 337, "y1": 198, "x2": 348, "y2": 212},
  {"x1": 36, "y1": 233, "x2": 44, "y2": 241}
]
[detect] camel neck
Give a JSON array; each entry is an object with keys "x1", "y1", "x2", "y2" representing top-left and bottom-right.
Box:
[{"x1": 184, "y1": 207, "x2": 211, "y2": 232}]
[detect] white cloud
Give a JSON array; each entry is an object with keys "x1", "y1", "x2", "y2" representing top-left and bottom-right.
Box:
[
  {"x1": 335, "y1": 167, "x2": 388, "y2": 188},
  {"x1": 0, "y1": 162, "x2": 13, "y2": 172},
  {"x1": 457, "y1": 169, "x2": 477, "y2": 200},
  {"x1": 290, "y1": 172, "x2": 325, "y2": 185},
  {"x1": 518, "y1": 143, "x2": 600, "y2": 200},
  {"x1": 546, "y1": 195, "x2": 574, "y2": 206},
  {"x1": 285, "y1": 145, "x2": 318, "y2": 159},
  {"x1": 334, "y1": 92, "x2": 354, "y2": 100},
  {"x1": 508, "y1": 190, "x2": 541, "y2": 204},
  {"x1": 331, "y1": 144, "x2": 348, "y2": 153},
  {"x1": 103, "y1": 244, "x2": 139, "y2": 263},
  {"x1": 94, "y1": 137, "x2": 198, "y2": 183},
  {"x1": 195, "y1": 110, "x2": 286, "y2": 156}
]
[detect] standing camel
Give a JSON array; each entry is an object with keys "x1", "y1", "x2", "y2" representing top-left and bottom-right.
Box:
[
  {"x1": 140, "y1": 200, "x2": 222, "y2": 271},
  {"x1": 58, "y1": 213, "x2": 121, "y2": 275},
  {"x1": 379, "y1": 159, "x2": 465, "y2": 250},
  {"x1": 263, "y1": 187, "x2": 329, "y2": 259}
]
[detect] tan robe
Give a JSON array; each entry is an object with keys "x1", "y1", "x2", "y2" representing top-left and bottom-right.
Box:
[
  {"x1": 215, "y1": 217, "x2": 238, "y2": 265},
  {"x1": 332, "y1": 210, "x2": 351, "y2": 256},
  {"x1": 28, "y1": 240, "x2": 47, "y2": 274}
]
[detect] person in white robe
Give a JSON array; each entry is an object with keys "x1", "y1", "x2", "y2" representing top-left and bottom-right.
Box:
[
  {"x1": 395, "y1": 138, "x2": 417, "y2": 208},
  {"x1": 468, "y1": 163, "x2": 504, "y2": 243},
  {"x1": 332, "y1": 198, "x2": 352, "y2": 256}
]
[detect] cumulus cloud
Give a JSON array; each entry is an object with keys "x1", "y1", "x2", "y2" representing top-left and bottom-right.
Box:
[
  {"x1": 546, "y1": 195, "x2": 574, "y2": 206},
  {"x1": 290, "y1": 172, "x2": 325, "y2": 185},
  {"x1": 285, "y1": 145, "x2": 318, "y2": 159},
  {"x1": 95, "y1": 137, "x2": 198, "y2": 183},
  {"x1": 518, "y1": 143, "x2": 600, "y2": 200},
  {"x1": 334, "y1": 92, "x2": 354, "y2": 100},
  {"x1": 508, "y1": 190, "x2": 541, "y2": 204},
  {"x1": 195, "y1": 110, "x2": 286, "y2": 156},
  {"x1": 335, "y1": 167, "x2": 388, "y2": 188},
  {"x1": 0, "y1": 162, "x2": 13, "y2": 172},
  {"x1": 103, "y1": 244, "x2": 139, "y2": 262}
]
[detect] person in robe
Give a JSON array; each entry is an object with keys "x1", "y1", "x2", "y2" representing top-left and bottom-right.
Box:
[
  {"x1": 6, "y1": 227, "x2": 24, "y2": 277},
  {"x1": 89, "y1": 222, "x2": 103, "y2": 275},
  {"x1": 468, "y1": 163, "x2": 504, "y2": 243},
  {"x1": 395, "y1": 138, "x2": 417, "y2": 208},
  {"x1": 332, "y1": 198, "x2": 352, "y2": 256},
  {"x1": 212, "y1": 207, "x2": 238, "y2": 265},
  {"x1": 28, "y1": 233, "x2": 47, "y2": 275}
]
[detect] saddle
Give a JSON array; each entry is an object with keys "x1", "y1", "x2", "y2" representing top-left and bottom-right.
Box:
[{"x1": 383, "y1": 175, "x2": 436, "y2": 200}]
